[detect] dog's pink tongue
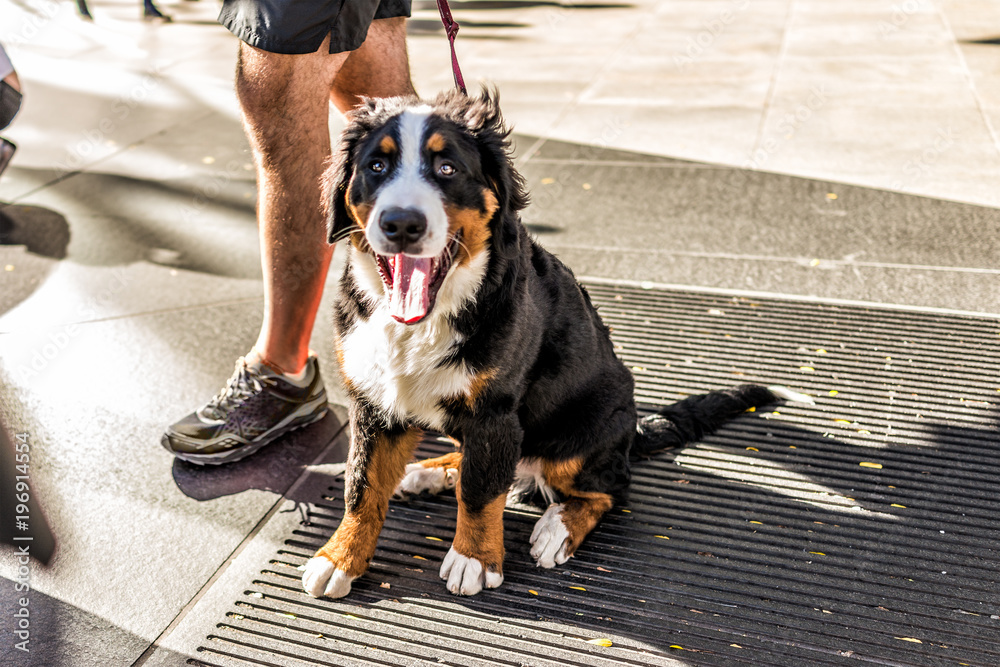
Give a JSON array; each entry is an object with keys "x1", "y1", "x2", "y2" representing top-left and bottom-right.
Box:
[{"x1": 390, "y1": 254, "x2": 431, "y2": 324}]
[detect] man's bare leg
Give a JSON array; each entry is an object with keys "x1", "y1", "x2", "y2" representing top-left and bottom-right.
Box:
[
  {"x1": 244, "y1": 18, "x2": 415, "y2": 375},
  {"x1": 162, "y1": 19, "x2": 415, "y2": 464}
]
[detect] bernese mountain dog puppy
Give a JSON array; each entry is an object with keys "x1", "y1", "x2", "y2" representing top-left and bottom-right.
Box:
[{"x1": 302, "y1": 89, "x2": 793, "y2": 599}]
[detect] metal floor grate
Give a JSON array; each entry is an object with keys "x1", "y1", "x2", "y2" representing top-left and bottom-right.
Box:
[{"x1": 190, "y1": 283, "x2": 1000, "y2": 666}]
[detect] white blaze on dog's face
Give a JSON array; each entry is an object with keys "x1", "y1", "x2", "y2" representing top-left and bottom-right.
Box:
[
  {"x1": 365, "y1": 106, "x2": 449, "y2": 259},
  {"x1": 337, "y1": 101, "x2": 500, "y2": 325}
]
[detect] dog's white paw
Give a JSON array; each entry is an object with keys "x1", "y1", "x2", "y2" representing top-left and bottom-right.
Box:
[
  {"x1": 530, "y1": 504, "x2": 573, "y2": 569},
  {"x1": 439, "y1": 546, "x2": 503, "y2": 596},
  {"x1": 393, "y1": 463, "x2": 457, "y2": 499},
  {"x1": 302, "y1": 556, "x2": 356, "y2": 598}
]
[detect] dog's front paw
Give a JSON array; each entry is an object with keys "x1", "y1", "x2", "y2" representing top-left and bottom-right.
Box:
[
  {"x1": 393, "y1": 462, "x2": 458, "y2": 499},
  {"x1": 530, "y1": 504, "x2": 572, "y2": 569},
  {"x1": 439, "y1": 546, "x2": 503, "y2": 596},
  {"x1": 302, "y1": 556, "x2": 356, "y2": 598}
]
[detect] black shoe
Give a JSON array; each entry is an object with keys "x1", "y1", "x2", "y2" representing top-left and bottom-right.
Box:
[
  {"x1": 0, "y1": 139, "x2": 16, "y2": 179},
  {"x1": 162, "y1": 355, "x2": 328, "y2": 465}
]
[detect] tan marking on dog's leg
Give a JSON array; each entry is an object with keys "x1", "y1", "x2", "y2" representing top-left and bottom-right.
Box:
[
  {"x1": 418, "y1": 450, "x2": 463, "y2": 470},
  {"x1": 530, "y1": 458, "x2": 614, "y2": 566},
  {"x1": 555, "y1": 494, "x2": 614, "y2": 555},
  {"x1": 310, "y1": 429, "x2": 420, "y2": 586},
  {"x1": 541, "y1": 457, "x2": 585, "y2": 495},
  {"x1": 454, "y1": 482, "x2": 506, "y2": 571},
  {"x1": 440, "y1": 477, "x2": 506, "y2": 595}
]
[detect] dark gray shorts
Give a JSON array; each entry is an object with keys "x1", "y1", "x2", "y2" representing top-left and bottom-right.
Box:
[{"x1": 219, "y1": 0, "x2": 411, "y2": 55}]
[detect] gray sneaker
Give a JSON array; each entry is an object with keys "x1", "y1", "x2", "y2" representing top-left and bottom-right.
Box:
[{"x1": 162, "y1": 355, "x2": 328, "y2": 465}]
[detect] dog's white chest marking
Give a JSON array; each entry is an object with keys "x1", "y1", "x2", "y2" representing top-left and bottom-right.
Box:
[
  {"x1": 339, "y1": 251, "x2": 490, "y2": 430},
  {"x1": 340, "y1": 311, "x2": 468, "y2": 429}
]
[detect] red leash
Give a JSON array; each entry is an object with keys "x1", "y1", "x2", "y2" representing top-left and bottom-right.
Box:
[{"x1": 435, "y1": 0, "x2": 467, "y2": 94}]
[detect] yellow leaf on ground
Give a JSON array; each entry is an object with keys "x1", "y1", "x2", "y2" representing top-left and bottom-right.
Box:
[
  {"x1": 585, "y1": 638, "x2": 613, "y2": 647},
  {"x1": 859, "y1": 462, "x2": 883, "y2": 469}
]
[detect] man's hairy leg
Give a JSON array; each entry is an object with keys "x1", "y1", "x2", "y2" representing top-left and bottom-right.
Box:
[
  {"x1": 332, "y1": 17, "x2": 415, "y2": 112},
  {"x1": 237, "y1": 37, "x2": 346, "y2": 374},
  {"x1": 239, "y1": 18, "x2": 414, "y2": 375}
]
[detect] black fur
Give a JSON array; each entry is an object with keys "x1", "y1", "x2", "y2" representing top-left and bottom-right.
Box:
[{"x1": 328, "y1": 89, "x2": 779, "y2": 534}]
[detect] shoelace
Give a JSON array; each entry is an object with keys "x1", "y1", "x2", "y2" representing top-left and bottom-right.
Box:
[{"x1": 203, "y1": 358, "x2": 275, "y2": 419}]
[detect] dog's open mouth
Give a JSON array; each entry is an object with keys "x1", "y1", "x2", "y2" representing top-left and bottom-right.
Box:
[{"x1": 375, "y1": 231, "x2": 462, "y2": 325}]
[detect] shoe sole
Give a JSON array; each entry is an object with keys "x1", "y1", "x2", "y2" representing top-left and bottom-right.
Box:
[{"x1": 163, "y1": 393, "x2": 329, "y2": 466}]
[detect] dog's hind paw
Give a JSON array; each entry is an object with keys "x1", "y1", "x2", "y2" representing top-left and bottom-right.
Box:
[
  {"x1": 530, "y1": 504, "x2": 573, "y2": 569},
  {"x1": 439, "y1": 546, "x2": 503, "y2": 596},
  {"x1": 393, "y1": 462, "x2": 458, "y2": 499},
  {"x1": 302, "y1": 556, "x2": 356, "y2": 598}
]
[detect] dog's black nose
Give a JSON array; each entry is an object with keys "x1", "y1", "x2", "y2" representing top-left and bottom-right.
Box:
[{"x1": 379, "y1": 208, "x2": 427, "y2": 245}]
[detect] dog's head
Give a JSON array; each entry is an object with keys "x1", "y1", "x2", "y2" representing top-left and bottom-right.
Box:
[{"x1": 325, "y1": 88, "x2": 528, "y2": 325}]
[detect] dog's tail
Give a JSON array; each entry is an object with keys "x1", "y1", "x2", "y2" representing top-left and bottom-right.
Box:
[{"x1": 632, "y1": 384, "x2": 812, "y2": 456}]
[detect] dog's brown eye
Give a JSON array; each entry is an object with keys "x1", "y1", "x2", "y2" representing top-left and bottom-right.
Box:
[
  {"x1": 438, "y1": 162, "x2": 456, "y2": 177},
  {"x1": 369, "y1": 160, "x2": 386, "y2": 174}
]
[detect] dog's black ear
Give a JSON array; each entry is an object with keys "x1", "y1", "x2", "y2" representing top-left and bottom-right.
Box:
[
  {"x1": 464, "y1": 87, "x2": 529, "y2": 216},
  {"x1": 323, "y1": 141, "x2": 355, "y2": 245},
  {"x1": 451, "y1": 87, "x2": 529, "y2": 259},
  {"x1": 324, "y1": 100, "x2": 385, "y2": 244}
]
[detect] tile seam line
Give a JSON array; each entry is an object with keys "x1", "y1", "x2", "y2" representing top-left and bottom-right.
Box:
[
  {"x1": 547, "y1": 244, "x2": 1000, "y2": 275},
  {"x1": 748, "y1": 0, "x2": 796, "y2": 160},
  {"x1": 0, "y1": 296, "x2": 264, "y2": 335},
  {"x1": 530, "y1": 156, "x2": 998, "y2": 210},
  {"x1": 130, "y1": 418, "x2": 350, "y2": 667},
  {"x1": 934, "y1": 2, "x2": 1000, "y2": 157},
  {"x1": 578, "y1": 275, "x2": 1000, "y2": 319}
]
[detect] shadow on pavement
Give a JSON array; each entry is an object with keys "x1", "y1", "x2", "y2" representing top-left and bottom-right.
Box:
[
  {"x1": 0, "y1": 204, "x2": 70, "y2": 260},
  {"x1": 170, "y1": 409, "x2": 347, "y2": 502}
]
